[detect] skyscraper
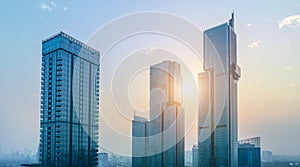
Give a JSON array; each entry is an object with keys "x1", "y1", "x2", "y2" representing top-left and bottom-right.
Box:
[
  {"x1": 132, "y1": 115, "x2": 149, "y2": 167},
  {"x1": 39, "y1": 32, "x2": 100, "y2": 166},
  {"x1": 148, "y1": 61, "x2": 185, "y2": 167},
  {"x1": 198, "y1": 13, "x2": 241, "y2": 167}
]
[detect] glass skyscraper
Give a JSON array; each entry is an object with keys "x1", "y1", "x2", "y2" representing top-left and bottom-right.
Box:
[
  {"x1": 198, "y1": 13, "x2": 241, "y2": 167},
  {"x1": 148, "y1": 61, "x2": 185, "y2": 167},
  {"x1": 39, "y1": 32, "x2": 100, "y2": 166}
]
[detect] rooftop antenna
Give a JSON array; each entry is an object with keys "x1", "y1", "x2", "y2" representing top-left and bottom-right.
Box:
[{"x1": 229, "y1": 11, "x2": 234, "y2": 30}]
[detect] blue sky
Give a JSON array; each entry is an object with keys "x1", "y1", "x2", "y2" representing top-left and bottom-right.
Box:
[{"x1": 0, "y1": 0, "x2": 300, "y2": 156}]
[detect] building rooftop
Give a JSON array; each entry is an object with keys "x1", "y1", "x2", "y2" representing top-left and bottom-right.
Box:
[
  {"x1": 239, "y1": 137, "x2": 261, "y2": 148},
  {"x1": 42, "y1": 31, "x2": 99, "y2": 55}
]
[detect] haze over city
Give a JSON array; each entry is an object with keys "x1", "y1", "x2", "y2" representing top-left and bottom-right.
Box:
[{"x1": 0, "y1": 0, "x2": 299, "y2": 161}]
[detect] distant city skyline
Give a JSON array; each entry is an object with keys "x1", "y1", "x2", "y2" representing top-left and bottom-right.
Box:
[{"x1": 0, "y1": 0, "x2": 300, "y2": 157}]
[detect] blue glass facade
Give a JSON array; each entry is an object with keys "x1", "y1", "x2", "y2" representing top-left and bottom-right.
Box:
[
  {"x1": 238, "y1": 137, "x2": 261, "y2": 167},
  {"x1": 39, "y1": 32, "x2": 100, "y2": 166},
  {"x1": 238, "y1": 144, "x2": 261, "y2": 167},
  {"x1": 198, "y1": 14, "x2": 240, "y2": 167}
]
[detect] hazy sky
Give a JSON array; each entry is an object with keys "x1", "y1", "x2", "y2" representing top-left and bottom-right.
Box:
[{"x1": 0, "y1": 0, "x2": 299, "y2": 156}]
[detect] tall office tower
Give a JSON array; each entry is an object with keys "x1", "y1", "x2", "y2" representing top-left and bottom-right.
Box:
[
  {"x1": 39, "y1": 32, "x2": 100, "y2": 166},
  {"x1": 238, "y1": 137, "x2": 261, "y2": 167},
  {"x1": 148, "y1": 61, "x2": 185, "y2": 167},
  {"x1": 192, "y1": 144, "x2": 199, "y2": 167},
  {"x1": 132, "y1": 115, "x2": 149, "y2": 167},
  {"x1": 198, "y1": 13, "x2": 241, "y2": 167}
]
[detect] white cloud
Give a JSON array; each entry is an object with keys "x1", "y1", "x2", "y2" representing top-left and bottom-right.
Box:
[
  {"x1": 248, "y1": 40, "x2": 262, "y2": 48},
  {"x1": 40, "y1": 3, "x2": 52, "y2": 12},
  {"x1": 141, "y1": 48, "x2": 156, "y2": 55},
  {"x1": 63, "y1": 6, "x2": 68, "y2": 11},
  {"x1": 40, "y1": 1, "x2": 60, "y2": 12},
  {"x1": 50, "y1": 1, "x2": 57, "y2": 8},
  {"x1": 246, "y1": 23, "x2": 252, "y2": 27},
  {"x1": 278, "y1": 14, "x2": 300, "y2": 29}
]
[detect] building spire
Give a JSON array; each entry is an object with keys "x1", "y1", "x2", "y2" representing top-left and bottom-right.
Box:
[{"x1": 229, "y1": 11, "x2": 234, "y2": 30}]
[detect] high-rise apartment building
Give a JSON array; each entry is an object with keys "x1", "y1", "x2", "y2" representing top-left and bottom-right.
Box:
[
  {"x1": 39, "y1": 32, "x2": 100, "y2": 166},
  {"x1": 198, "y1": 13, "x2": 241, "y2": 167}
]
